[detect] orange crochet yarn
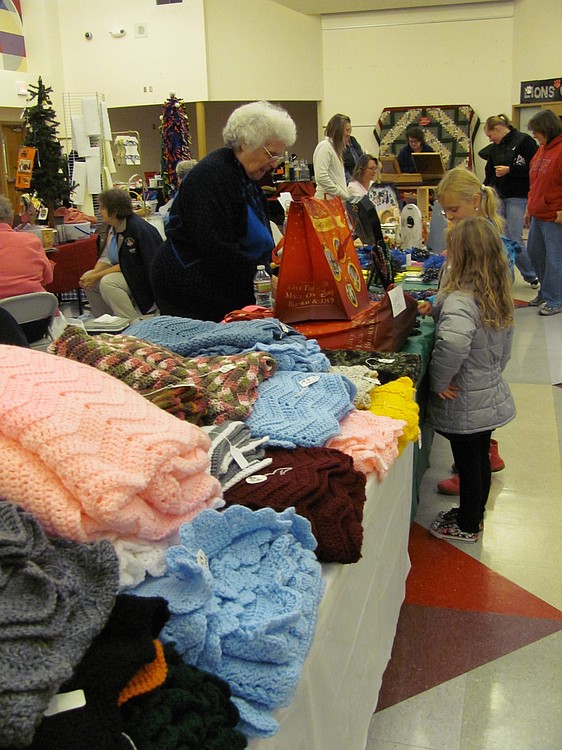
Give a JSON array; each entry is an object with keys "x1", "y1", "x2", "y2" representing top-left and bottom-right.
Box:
[
  {"x1": 118, "y1": 639, "x2": 167, "y2": 706},
  {"x1": 369, "y1": 376, "x2": 419, "y2": 454}
]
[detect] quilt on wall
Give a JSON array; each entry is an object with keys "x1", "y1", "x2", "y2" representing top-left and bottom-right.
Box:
[
  {"x1": 374, "y1": 105, "x2": 479, "y2": 170},
  {"x1": 0, "y1": 0, "x2": 26, "y2": 72}
]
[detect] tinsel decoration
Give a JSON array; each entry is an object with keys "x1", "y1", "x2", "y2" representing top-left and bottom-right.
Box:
[
  {"x1": 160, "y1": 93, "x2": 192, "y2": 199},
  {"x1": 21, "y1": 76, "x2": 70, "y2": 222}
]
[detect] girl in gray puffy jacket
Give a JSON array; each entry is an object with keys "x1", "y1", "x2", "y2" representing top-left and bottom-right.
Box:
[{"x1": 428, "y1": 217, "x2": 516, "y2": 543}]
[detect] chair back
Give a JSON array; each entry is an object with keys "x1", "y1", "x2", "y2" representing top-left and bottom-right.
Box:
[{"x1": 0, "y1": 292, "x2": 59, "y2": 349}]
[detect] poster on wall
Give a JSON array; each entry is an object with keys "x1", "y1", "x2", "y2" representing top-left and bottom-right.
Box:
[
  {"x1": 15, "y1": 145, "x2": 35, "y2": 189},
  {"x1": 0, "y1": 0, "x2": 27, "y2": 72},
  {"x1": 520, "y1": 78, "x2": 562, "y2": 104}
]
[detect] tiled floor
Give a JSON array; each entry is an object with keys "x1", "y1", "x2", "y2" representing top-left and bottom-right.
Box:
[{"x1": 365, "y1": 272, "x2": 562, "y2": 750}]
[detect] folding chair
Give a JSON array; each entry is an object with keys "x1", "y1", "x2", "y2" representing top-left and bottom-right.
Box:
[{"x1": 0, "y1": 292, "x2": 59, "y2": 351}]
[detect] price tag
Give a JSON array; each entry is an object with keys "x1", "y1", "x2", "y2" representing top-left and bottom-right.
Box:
[
  {"x1": 196, "y1": 549, "x2": 209, "y2": 569},
  {"x1": 388, "y1": 284, "x2": 407, "y2": 317},
  {"x1": 44, "y1": 690, "x2": 86, "y2": 717},
  {"x1": 299, "y1": 375, "x2": 320, "y2": 388}
]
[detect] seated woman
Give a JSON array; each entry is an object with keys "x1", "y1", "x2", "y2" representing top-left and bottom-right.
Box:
[
  {"x1": 79, "y1": 189, "x2": 162, "y2": 321},
  {"x1": 397, "y1": 124, "x2": 434, "y2": 173},
  {"x1": 347, "y1": 154, "x2": 379, "y2": 200},
  {"x1": 0, "y1": 195, "x2": 53, "y2": 300},
  {"x1": 150, "y1": 100, "x2": 297, "y2": 322}
]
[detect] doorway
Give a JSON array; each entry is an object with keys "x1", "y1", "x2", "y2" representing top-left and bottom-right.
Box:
[{"x1": 0, "y1": 122, "x2": 26, "y2": 216}]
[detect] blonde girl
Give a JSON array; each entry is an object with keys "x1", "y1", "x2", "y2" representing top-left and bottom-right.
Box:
[{"x1": 427, "y1": 217, "x2": 515, "y2": 542}]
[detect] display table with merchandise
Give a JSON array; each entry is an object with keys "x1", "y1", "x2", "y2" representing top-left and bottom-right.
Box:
[{"x1": 247, "y1": 442, "x2": 413, "y2": 750}]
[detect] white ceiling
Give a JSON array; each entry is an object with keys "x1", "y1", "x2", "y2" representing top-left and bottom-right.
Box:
[{"x1": 271, "y1": 0, "x2": 505, "y2": 14}]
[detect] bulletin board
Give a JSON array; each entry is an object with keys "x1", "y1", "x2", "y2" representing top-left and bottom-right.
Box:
[{"x1": 374, "y1": 105, "x2": 480, "y2": 170}]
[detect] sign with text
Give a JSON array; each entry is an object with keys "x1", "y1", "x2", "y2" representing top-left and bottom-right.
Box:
[
  {"x1": 520, "y1": 78, "x2": 562, "y2": 104},
  {"x1": 15, "y1": 145, "x2": 36, "y2": 189}
]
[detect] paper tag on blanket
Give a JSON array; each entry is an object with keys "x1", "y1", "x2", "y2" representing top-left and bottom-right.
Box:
[
  {"x1": 388, "y1": 284, "x2": 406, "y2": 317},
  {"x1": 196, "y1": 548, "x2": 209, "y2": 569},
  {"x1": 44, "y1": 690, "x2": 86, "y2": 717}
]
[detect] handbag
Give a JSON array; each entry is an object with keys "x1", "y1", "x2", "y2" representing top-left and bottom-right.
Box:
[
  {"x1": 292, "y1": 288, "x2": 419, "y2": 353},
  {"x1": 274, "y1": 196, "x2": 370, "y2": 323}
]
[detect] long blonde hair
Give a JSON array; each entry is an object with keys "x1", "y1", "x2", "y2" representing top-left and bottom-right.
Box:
[
  {"x1": 440, "y1": 217, "x2": 514, "y2": 329},
  {"x1": 435, "y1": 167, "x2": 505, "y2": 235}
]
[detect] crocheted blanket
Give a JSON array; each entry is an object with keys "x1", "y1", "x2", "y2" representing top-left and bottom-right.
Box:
[
  {"x1": 131, "y1": 505, "x2": 324, "y2": 738},
  {"x1": 369, "y1": 376, "x2": 420, "y2": 454},
  {"x1": 50, "y1": 326, "x2": 278, "y2": 425},
  {"x1": 126, "y1": 315, "x2": 330, "y2": 372},
  {"x1": 246, "y1": 370, "x2": 356, "y2": 448},
  {"x1": 224, "y1": 446, "x2": 367, "y2": 563},
  {"x1": 0, "y1": 345, "x2": 223, "y2": 543},
  {"x1": 326, "y1": 409, "x2": 405, "y2": 480},
  {"x1": 0, "y1": 501, "x2": 118, "y2": 747}
]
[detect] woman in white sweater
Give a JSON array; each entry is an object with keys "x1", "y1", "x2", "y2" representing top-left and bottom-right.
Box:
[{"x1": 313, "y1": 114, "x2": 349, "y2": 201}]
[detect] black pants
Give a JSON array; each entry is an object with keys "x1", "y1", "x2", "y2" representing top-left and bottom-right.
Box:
[{"x1": 438, "y1": 430, "x2": 492, "y2": 533}]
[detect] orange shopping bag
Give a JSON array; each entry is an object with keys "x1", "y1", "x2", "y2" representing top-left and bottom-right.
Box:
[{"x1": 274, "y1": 196, "x2": 370, "y2": 323}]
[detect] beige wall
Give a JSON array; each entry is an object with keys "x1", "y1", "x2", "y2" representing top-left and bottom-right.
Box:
[{"x1": 204, "y1": 0, "x2": 323, "y2": 101}]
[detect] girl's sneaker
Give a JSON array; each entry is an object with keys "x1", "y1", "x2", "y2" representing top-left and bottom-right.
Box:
[
  {"x1": 429, "y1": 518, "x2": 479, "y2": 543},
  {"x1": 437, "y1": 507, "x2": 484, "y2": 531}
]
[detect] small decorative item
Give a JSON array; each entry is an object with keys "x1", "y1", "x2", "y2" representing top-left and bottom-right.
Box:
[{"x1": 160, "y1": 92, "x2": 192, "y2": 199}]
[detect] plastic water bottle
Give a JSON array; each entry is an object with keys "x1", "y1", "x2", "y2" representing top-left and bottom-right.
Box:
[{"x1": 253, "y1": 265, "x2": 273, "y2": 308}]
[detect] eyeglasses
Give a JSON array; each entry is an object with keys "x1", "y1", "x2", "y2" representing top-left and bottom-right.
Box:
[{"x1": 262, "y1": 145, "x2": 284, "y2": 165}]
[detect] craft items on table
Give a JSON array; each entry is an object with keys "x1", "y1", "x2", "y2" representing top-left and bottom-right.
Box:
[
  {"x1": 223, "y1": 446, "x2": 366, "y2": 564},
  {"x1": 131, "y1": 505, "x2": 324, "y2": 738},
  {"x1": 245, "y1": 370, "x2": 356, "y2": 448},
  {"x1": 201, "y1": 421, "x2": 273, "y2": 491},
  {"x1": 326, "y1": 409, "x2": 406, "y2": 480},
  {"x1": 49, "y1": 326, "x2": 278, "y2": 425},
  {"x1": 120, "y1": 643, "x2": 248, "y2": 750},
  {"x1": 328, "y1": 363, "x2": 381, "y2": 408},
  {"x1": 324, "y1": 348, "x2": 423, "y2": 386},
  {"x1": 0, "y1": 346, "x2": 223, "y2": 543},
  {"x1": 126, "y1": 316, "x2": 330, "y2": 371},
  {"x1": 0, "y1": 500, "x2": 119, "y2": 748},
  {"x1": 27, "y1": 595, "x2": 169, "y2": 750},
  {"x1": 369, "y1": 376, "x2": 420, "y2": 454}
]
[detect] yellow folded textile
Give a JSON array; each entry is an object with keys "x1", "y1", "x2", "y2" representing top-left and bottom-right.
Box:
[{"x1": 369, "y1": 376, "x2": 419, "y2": 454}]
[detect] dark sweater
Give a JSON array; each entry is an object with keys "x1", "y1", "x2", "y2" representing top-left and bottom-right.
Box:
[
  {"x1": 110, "y1": 213, "x2": 162, "y2": 314},
  {"x1": 151, "y1": 148, "x2": 273, "y2": 322},
  {"x1": 397, "y1": 142, "x2": 434, "y2": 173},
  {"x1": 482, "y1": 128, "x2": 538, "y2": 199}
]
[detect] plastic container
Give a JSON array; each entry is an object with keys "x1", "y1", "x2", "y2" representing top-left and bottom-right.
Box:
[{"x1": 253, "y1": 265, "x2": 273, "y2": 309}]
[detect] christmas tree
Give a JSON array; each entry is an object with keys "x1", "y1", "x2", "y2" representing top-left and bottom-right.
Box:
[
  {"x1": 21, "y1": 76, "x2": 70, "y2": 223},
  {"x1": 160, "y1": 93, "x2": 192, "y2": 199}
]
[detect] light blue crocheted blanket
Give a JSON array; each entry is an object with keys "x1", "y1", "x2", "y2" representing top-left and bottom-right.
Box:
[
  {"x1": 131, "y1": 505, "x2": 325, "y2": 737},
  {"x1": 126, "y1": 315, "x2": 330, "y2": 372},
  {"x1": 246, "y1": 370, "x2": 356, "y2": 448}
]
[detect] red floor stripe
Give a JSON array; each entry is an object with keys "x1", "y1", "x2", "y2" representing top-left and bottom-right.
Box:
[{"x1": 406, "y1": 522, "x2": 562, "y2": 620}]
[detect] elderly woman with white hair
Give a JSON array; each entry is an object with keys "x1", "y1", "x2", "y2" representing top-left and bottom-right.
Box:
[{"x1": 150, "y1": 100, "x2": 297, "y2": 321}]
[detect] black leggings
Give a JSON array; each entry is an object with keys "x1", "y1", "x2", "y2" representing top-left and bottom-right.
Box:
[{"x1": 438, "y1": 430, "x2": 492, "y2": 533}]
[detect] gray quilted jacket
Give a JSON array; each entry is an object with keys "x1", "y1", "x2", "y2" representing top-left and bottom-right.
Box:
[{"x1": 428, "y1": 290, "x2": 516, "y2": 435}]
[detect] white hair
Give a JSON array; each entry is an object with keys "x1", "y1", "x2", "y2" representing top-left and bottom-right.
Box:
[
  {"x1": 222, "y1": 101, "x2": 296, "y2": 151},
  {"x1": 176, "y1": 159, "x2": 197, "y2": 180},
  {"x1": 0, "y1": 195, "x2": 14, "y2": 224}
]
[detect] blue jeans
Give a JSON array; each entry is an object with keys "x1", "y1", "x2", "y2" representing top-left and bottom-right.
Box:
[
  {"x1": 527, "y1": 218, "x2": 562, "y2": 306},
  {"x1": 500, "y1": 197, "x2": 537, "y2": 282}
]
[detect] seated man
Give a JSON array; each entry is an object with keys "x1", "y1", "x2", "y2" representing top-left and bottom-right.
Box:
[
  {"x1": 397, "y1": 124, "x2": 434, "y2": 173},
  {"x1": 0, "y1": 195, "x2": 54, "y2": 300},
  {"x1": 80, "y1": 189, "x2": 162, "y2": 321}
]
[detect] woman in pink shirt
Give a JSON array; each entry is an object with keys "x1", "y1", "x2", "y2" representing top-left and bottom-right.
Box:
[{"x1": 0, "y1": 195, "x2": 53, "y2": 299}]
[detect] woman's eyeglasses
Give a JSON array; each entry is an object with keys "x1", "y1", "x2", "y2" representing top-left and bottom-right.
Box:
[{"x1": 262, "y1": 145, "x2": 284, "y2": 165}]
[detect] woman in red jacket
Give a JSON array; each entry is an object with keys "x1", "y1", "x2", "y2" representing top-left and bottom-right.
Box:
[{"x1": 525, "y1": 109, "x2": 562, "y2": 316}]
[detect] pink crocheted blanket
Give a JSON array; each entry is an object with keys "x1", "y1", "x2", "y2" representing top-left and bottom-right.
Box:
[{"x1": 0, "y1": 345, "x2": 223, "y2": 542}]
